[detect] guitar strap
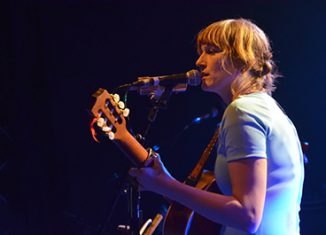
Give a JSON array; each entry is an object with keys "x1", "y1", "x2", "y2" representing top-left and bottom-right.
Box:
[{"x1": 185, "y1": 125, "x2": 220, "y2": 186}]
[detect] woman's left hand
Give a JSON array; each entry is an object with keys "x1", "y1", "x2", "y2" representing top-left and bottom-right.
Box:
[{"x1": 129, "y1": 154, "x2": 175, "y2": 194}]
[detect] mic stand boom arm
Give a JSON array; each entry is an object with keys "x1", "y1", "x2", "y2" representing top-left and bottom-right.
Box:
[{"x1": 141, "y1": 85, "x2": 175, "y2": 140}]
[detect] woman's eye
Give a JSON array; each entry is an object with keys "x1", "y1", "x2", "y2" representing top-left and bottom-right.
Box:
[{"x1": 206, "y1": 47, "x2": 220, "y2": 54}]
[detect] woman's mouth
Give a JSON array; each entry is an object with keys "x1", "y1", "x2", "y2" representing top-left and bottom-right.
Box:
[{"x1": 201, "y1": 72, "x2": 209, "y2": 79}]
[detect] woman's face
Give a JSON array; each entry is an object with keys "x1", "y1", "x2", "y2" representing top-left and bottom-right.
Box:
[{"x1": 196, "y1": 44, "x2": 239, "y2": 103}]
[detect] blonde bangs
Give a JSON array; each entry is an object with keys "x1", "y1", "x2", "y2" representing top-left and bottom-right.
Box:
[
  {"x1": 197, "y1": 20, "x2": 236, "y2": 73},
  {"x1": 197, "y1": 20, "x2": 234, "y2": 55}
]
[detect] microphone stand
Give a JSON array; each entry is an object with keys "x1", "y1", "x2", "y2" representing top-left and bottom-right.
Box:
[
  {"x1": 142, "y1": 86, "x2": 174, "y2": 139},
  {"x1": 98, "y1": 159, "x2": 145, "y2": 235},
  {"x1": 100, "y1": 86, "x2": 174, "y2": 235},
  {"x1": 127, "y1": 86, "x2": 174, "y2": 235}
]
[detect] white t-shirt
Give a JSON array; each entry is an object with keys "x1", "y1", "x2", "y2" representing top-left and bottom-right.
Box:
[{"x1": 214, "y1": 92, "x2": 304, "y2": 235}]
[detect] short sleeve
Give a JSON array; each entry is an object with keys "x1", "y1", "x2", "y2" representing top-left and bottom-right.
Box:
[{"x1": 222, "y1": 103, "x2": 268, "y2": 162}]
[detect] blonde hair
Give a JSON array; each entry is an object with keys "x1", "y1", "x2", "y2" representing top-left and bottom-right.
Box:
[{"x1": 197, "y1": 18, "x2": 279, "y2": 100}]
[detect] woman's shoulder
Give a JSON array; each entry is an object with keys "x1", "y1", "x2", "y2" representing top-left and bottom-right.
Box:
[
  {"x1": 223, "y1": 92, "x2": 277, "y2": 126},
  {"x1": 227, "y1": 92, "x2": 272, "y2": 113}
]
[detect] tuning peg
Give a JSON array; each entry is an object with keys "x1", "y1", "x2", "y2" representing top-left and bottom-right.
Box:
[
  {"x1": 107, "y1": 131, "x2": 115, "y2": 140},
  {"x1": 118, "y1": 101, "x2": 125, "y2": 109},
  {"x1": 102, "y1": 125, "x2": 112, "y2": 133},
  {"x1": 123, "y1": 108, "x2": 130, "y2": 117},
  {"x1": 112, "y1": 93, "x2": 120, "y2": 103},
  {"x1": 96, "y1": 117, "x2": 106, "y2": 127}
]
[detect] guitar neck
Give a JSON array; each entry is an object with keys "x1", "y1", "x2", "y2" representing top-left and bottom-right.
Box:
[{"x1": 114, "y1": 131, "x2": 149, "y2": 166}]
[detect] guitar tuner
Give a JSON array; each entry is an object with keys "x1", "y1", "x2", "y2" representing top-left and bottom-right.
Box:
[
  {"x1": 96, "y1": 117, "x2": 105, "y2": 128},
  {"x1": 123, "y1": 108, "x2": 130, "y2": 117},
  {"x1": 107, "y1": 131, "x2": 115, "y2": 140},
  {"x1": 118, "y1": 101, "x2": 125, "y2": 109},
  {"x1": 102, "y1": 126, "x2": 112, "y2": 133},
  {"x1": 112, "y1": 93, "x2": 120, "y2": 103}
]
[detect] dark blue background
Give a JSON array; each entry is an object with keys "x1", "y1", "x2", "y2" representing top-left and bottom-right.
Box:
[{"x1": 1, "y1": 0, "x2": 325, "y2": 234}]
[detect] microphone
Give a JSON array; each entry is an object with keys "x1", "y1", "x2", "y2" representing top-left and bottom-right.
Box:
[
  {"x1": 117, "y1": 69, "x2": 201, "y2": 91},
  {"x1": 191, "y1": 108, "x2": 219, "y2": 124}
]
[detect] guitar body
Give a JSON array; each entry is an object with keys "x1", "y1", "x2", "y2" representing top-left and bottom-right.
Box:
[{"x1": 163, "y1": 170, "x2": 222, "y2": 235}]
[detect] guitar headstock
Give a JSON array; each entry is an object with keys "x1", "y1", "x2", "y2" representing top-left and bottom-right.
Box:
[{"x1": 90, "y1": 88, "x2": 130, "y2": 142}]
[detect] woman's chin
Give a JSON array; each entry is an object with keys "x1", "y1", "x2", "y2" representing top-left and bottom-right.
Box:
[
  {"x1": 201, "y1": 83, "x2": 208, "y2": 91},
  {"x1": 201, "y1": 83, "x2": 213, "y2": 92}
]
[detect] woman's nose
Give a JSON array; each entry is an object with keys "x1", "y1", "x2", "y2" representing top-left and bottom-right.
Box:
[{"x1": 195, "y1": 53, "x2": 205, "y2": 69}]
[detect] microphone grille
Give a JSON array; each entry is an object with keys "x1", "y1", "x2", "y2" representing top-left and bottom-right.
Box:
[{"x1": 186, "y1": 69, "x2": 201, "y2": 86}]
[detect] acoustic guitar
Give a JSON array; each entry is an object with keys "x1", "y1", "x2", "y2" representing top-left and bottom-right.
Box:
[{"x1": 90, "y1": 88, "x2": 222, "y2": 235}]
